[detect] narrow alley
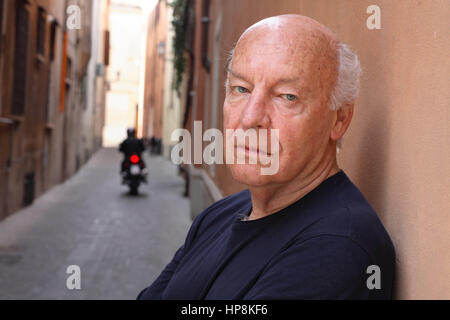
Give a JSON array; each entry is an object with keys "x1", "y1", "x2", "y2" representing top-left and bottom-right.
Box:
[{"x1": 0, "y1": 148, "x2": 191, "y2": 299}]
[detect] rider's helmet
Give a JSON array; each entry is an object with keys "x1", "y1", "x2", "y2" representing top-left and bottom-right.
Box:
[{"x1": 127, "y1": 127, "x2": 136, "y2": 138}]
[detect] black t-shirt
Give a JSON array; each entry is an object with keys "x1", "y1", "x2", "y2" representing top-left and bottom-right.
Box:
[{"x1": 138, "y1": 170, "x2": 396, "y2": 299}]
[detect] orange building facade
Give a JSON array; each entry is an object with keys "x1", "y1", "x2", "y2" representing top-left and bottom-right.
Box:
[
  {"x1": 142, "y1": 0, "x2": 169, "y2": 142},
  {"x1": 0, "y1": 0, "x2": 110, "y2": 220}
]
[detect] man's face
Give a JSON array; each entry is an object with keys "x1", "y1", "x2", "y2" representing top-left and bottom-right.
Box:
[{"x1": 224, "y1": 20, "x2": 338, "y2": 186}]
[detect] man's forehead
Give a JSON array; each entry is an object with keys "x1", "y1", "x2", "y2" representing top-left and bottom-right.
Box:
[
  {"x1": 233, "y1": 40, "x2": 311, "y2": 65},
  {"x1": 230, "y1": 35, "x2": 330, "y2": 79},
  {"x1": 230, "y1": 48, "x2": 306, "y2": 79},
  {"x1": 228, "y1": 15, "x2": 338, "y2": 85},
  {"x1": 228, "y1": 66, "x2": 304, "y2": 86}
]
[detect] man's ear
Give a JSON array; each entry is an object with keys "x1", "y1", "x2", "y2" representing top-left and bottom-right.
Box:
[{"x1": 330, "y1": 104, "x2": 354, "y2": 141}]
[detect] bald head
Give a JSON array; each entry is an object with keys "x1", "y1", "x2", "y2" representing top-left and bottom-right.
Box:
[
  {"x1": 227, "y1": 14, "x2": 360, "y2": 111},
  {"x1": 241, "y1": 14, "x2": 338, "y2": 45}
]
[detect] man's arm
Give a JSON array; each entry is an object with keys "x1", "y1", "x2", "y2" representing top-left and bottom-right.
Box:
[
  {"x1": 137, "y1": 204, "x2": 212, "y2": 300},
  {"x1": 243, "y1": 235, "x2": 377, "y2": 300},
  {"x1": 137, "y1": 192, "x2": 241, "y2": 300},
  {"x1": 137, "y1": 245, "x2": 185, "y2": 300}
]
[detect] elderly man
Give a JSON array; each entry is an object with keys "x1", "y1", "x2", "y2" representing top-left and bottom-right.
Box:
[{"x1": 138, "y1": 14, "x2": 395, "y2": 300}]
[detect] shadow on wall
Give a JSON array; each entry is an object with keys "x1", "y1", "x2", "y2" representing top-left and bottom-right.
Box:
[
  {"x1": 353, "y1": 93, "x2": 391, "y2": 217},
  {"x1": 349, "y1": 40, "x2": 399, "y2": 298}
]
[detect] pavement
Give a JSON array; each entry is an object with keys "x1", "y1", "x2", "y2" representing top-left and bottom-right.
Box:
[{"x1": 0, "y1": 148, "x2": 192, "y2": 299}]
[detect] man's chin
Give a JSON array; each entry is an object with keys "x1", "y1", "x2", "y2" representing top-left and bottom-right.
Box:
[{"x1": 229, "y1": 165, "x2": 275, "y2": 186}]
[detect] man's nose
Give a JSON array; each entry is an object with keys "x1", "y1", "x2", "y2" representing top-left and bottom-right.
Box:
[{"x1": 240, "y1": 91, "x2": 270, "y2": 129}]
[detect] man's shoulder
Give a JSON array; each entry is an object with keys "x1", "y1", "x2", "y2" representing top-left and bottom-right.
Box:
[
  {"x1": 185, "y1": 189, "x2": 251, "y2": 247},
  {"x1": 301, "y1": 171, "x2": 396, "y2": 264},
  {"x1": 271, "y1": 173, "x2": 396, "y2": 298},
  {"x1": 194, "y1": 189, "x2": 251, "y2": 226}
]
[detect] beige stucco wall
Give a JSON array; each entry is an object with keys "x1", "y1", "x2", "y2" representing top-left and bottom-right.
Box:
[
  {"x1": 332, "y1": 1, "x2": 450, "y2": 300},
  {"x1": 201, "y1": 0, "x2": 449, "y2": 299}
]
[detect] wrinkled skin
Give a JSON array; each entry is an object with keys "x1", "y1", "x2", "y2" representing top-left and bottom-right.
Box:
[{"x1": 223, "y1": 15, "x2": 354, "y2": 220}]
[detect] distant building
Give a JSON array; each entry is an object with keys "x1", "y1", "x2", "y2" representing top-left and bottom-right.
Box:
[
  {"x1": 142, "y1": 0, "x2": 169, "y2": 150},
  {"x1": 103, "y1": 0, "x2": 145, "y2": 146},
  {"x1": 85, "y1": 0, "x2": 111, "y2": 163},
  {"x1": 0, "y1": 0, "x2": 110, "y2": 220}
]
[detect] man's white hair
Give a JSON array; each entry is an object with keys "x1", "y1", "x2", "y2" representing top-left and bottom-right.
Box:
[{"x1": 328, "y1": 43, "x2": 362, "y2": 110}]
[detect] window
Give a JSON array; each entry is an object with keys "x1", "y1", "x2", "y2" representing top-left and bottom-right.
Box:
[
  {"x1": 66, "y1": 57, "x2": 72, "y2": 81},
  {"x1": 49, "y1": 21, "x2": 57, "y2": 61},
  {"x1": 81, "y1": 75, "x2": 87, "y2": 110},
  {"x1": 104, "y1": 30, "x2": 110, "y2": 66},
  {"x1": 0, "y1": 0, "x2": 4, "y2": 41},
  {"x1": 0, "y1": 0, "x2": 3, "y2": 114},
  {"x1": 201, "y1": 0, "x2": 211, "y2": 72},
  {"x1": 154, "y1": 4, "x2": 160, "y2": 27},
  {"x1": 36, "y1": 7, "x2": 46, "y2": 56},
  {"x1": 11, "y1": 1, "x2": 29, "y2": 116}
]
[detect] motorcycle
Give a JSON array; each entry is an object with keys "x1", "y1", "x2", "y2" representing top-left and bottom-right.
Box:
[{"x1": 121, "y1": 154, "x2": 148, "y2": 195}]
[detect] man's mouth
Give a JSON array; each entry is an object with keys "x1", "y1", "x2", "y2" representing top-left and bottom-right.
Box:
[{"x1": 235, "y1": 145, "x2": 271, "y2": 157}]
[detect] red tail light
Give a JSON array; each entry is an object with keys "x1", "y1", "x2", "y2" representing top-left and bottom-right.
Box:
[{"x1": 130, "y1": 155, "x2": 140, "y2": 164}]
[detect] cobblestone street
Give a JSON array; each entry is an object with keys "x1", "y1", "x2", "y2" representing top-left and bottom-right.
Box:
[{"x1": 0, "y1": 148, "x2": 191, "y2": 299}]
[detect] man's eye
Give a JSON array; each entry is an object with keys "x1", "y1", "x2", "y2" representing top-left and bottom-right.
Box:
[
  {"x1": 235, "y1": 86, "x2": 249, "y2": 94},
  {"x1": 281, "y1": 94, "x2": 297, "y2": 101}
]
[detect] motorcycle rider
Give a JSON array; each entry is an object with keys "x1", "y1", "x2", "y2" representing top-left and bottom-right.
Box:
[{"x1": 119, "y1": 128, "x2": 146, "y2": 181}]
